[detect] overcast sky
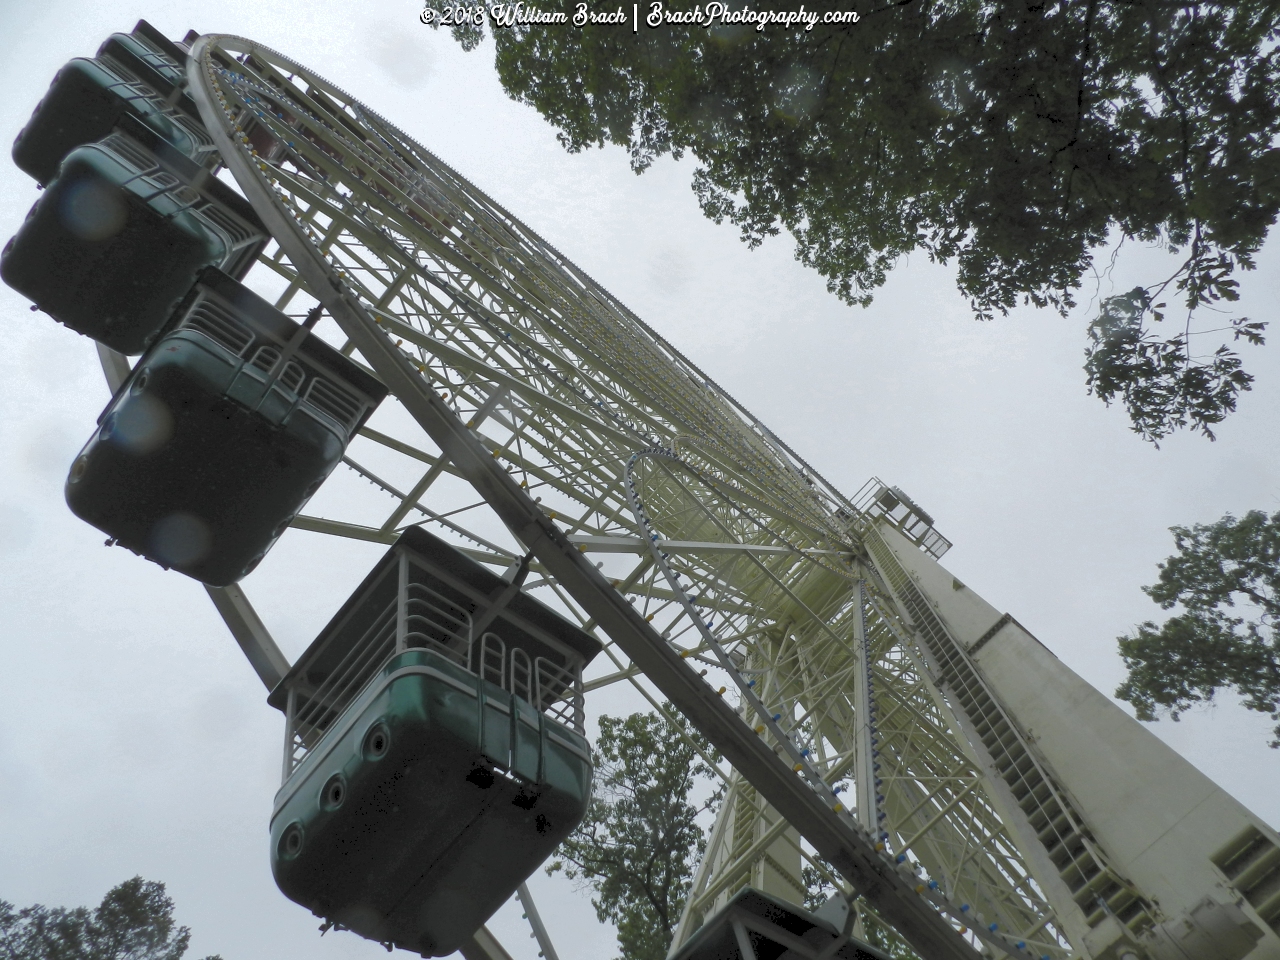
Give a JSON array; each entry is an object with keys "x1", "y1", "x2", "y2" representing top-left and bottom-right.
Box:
[{"x1": 1, "y1": 3, "x2": 1277, "y2": 960}]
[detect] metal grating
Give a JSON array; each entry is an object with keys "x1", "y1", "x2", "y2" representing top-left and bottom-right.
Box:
[
  {"x1": 280, "y1": 573, "x2": 588, "y2": 781},
  {"x1": 866, "y1": 527, "x2": 1155, "y2": 935},
  {"x1": 199, "y1": 199, "x2": 261, "y2": 248},
  {"x1": 852, "y1": 479, "x2": 951, "y2": 560},
  {"x1": 305, "y1": 376, "x2": 363, "y2": 434},
  {"x1": 101, "y1": 130, "x2": 159, "y2": 172},
  {"x1": 1214, "y1": 826, "x2": 1280, "y2": 934},
  {"x1": 182, "y1": 297, "x2": 255, "y2": 356}
]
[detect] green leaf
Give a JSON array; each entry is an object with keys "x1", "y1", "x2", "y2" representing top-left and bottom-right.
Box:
[
  {"x1": 1083, "y1": 288, "x2": 1259, "y2": 442},
  {"x1": 1117, "y1": 510, "x2": 1280, "y2": 747},
  {"x1": 0, "y1": 878, "x2": 208, "y2": 960},
  {"x1": 450, "y1": 1, "x2": 1280, "y2": 439},
  {"x1": 547, "y1": 707, "x2": 722, "y2": 960}
]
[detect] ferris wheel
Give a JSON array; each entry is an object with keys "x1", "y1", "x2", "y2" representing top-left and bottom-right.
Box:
[{"x1": 7, "y1": 22, "x2": 1280, "y2": 960}]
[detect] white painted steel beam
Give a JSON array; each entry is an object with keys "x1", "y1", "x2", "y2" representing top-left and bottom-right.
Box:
[
  {"x1": 567, "y1": 534, "x2": 845, "y2": 556},
  {"x1": 176, "y1": 32, "x2": 1275, "y2": 960},
  {"x1": 516, "y1": 883, "x2": 560, "y2": 960},
  {"x1": 459, "y1": 926, "x2": 516, "y2": 960},
  {"x1": 188, "y1": 35, "x2": 982, "y2": 959},
  {"x1": 203, "y1": 584, "x2": 291, "y2": 692}
]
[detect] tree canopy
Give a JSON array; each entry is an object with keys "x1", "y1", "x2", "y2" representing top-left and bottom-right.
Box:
[
  {"x1": 444, "y1": 1, "x2": 1279, "y2": 440},
  {"x1": 547, "y1": 707, "x2": 721, "y2": 960},
  {"x1": 0, "y1": 877, "x2": 221, "y2": 960},
  {"x1": 1116, "y1": 509, "x2": 1280, "y2": 745}
]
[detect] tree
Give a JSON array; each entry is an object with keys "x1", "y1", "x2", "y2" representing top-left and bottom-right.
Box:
[
  {"x1": 1116, "y1": 509, "x2": 1280, "y2": 746},
  {"x1": 0, "y1": 877, "x2": 221, "y2": 960},
  {"x1": 547, "y1": 707, "x2": 721, "y2": 960},
  {"x1": 440, "y1": 1, "x2": 1278, "y2": 441}
]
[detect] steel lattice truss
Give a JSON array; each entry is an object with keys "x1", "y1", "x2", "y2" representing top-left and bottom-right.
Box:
[{"x1": 190, "y1": 35, "x2": 1086, "y2": 959}]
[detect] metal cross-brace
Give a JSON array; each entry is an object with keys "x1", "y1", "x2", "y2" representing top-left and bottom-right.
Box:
[
  {"x1": 188, "y1": 34, "x2": 981, "y2": 959},
  {"x1": 516, "y1": 883, "x2": 560, "y2": 960},
  {"x1": 459, "y1": 927, "x2": 517, "y2": 960}
]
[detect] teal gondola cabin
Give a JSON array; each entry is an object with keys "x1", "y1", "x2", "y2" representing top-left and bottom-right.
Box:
[
  {"x1": 65, "y1": 267, "x2": 387, "y2": 585},
  {"x1": 266, "y1": 528, "x2": 600, "y2": 957},
  {"x1": 12, "y1": 21, "x2": 214, "y2": 186}
]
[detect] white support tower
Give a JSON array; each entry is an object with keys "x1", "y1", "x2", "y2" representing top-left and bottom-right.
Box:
[
  {"x1": 866, "y1": 514, "x2": 1280, "y2": 960},
  {"x1": 164, "y1": 32, "x2": 1280, "y2": 960}
]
